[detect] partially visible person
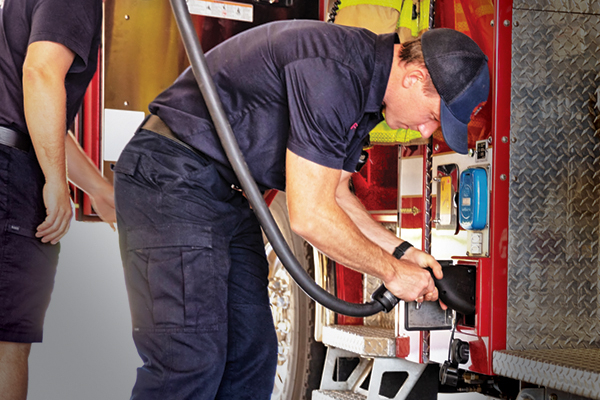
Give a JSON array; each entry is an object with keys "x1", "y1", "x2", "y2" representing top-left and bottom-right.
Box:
[
  {"x1": 0, "y1": 1, "x2": 112, "y2": 399},
  {"x1": 332, "y1": 0, "x2": 429, "y2": 40}
]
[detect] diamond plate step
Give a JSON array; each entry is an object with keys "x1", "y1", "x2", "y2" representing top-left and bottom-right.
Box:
[
  {"x1": 493, "y1": 349, "x2": 600, "y2": 400},
  {"x1": 321, "y1": 325, "x2": 396, "y2": 357},
  {"x1": 312, "y1": 390, "x2": 366, "y2": 400}
]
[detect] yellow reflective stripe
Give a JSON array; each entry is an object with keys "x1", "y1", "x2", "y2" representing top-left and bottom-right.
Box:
[
  {"x1": 369, "y1": 120, "x2": 422, "y2": 145},
  {"x1": 398, "y1": 0, "x2": 415, "y2": 33},
  {"x1": 397, "y1": 0, "x2": 430, "y2": 37},
  {"x1": 473, "y1": 3, "x2": 494, "y2": 18},
  {"x1": 337, "y1": 0, "x2": 403, "y2": 14},
  {"x1": 454, "y1": 2, "x2": 471, "y2": 34},
  {"x1": 418, "y1": 0, "x2": 430, "y2": 34}
]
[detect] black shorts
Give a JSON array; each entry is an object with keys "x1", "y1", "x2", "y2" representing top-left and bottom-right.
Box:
[{"x1": 0, "y1": 145, "x2": 59, "y2": 343}]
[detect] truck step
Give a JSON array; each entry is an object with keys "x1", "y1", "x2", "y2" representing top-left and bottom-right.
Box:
[
  {"x1": 322, "y1": 324, "x2": 396, "y2": 357},
  {"x1": 493, "y1": 348, "x2": 600, "y2": 400},
  {"x1": 312, "y1": 390, "x2": 366, "y2": 400}
]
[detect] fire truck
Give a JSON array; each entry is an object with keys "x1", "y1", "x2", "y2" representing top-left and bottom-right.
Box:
[{"x1": 73, "y1": 0, "x2": 600, "y2": 399}]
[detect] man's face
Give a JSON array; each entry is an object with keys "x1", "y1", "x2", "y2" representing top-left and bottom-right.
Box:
[
  {"x1": 383, "y1": 84, "x2": 441, "y2": 139},
  {"x1": 383, "y1": 63, "x2": 441, "y2": 139}
]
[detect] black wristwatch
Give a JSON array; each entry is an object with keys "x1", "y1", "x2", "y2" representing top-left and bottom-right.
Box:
[{"x1": 392, "y1": 241, "x2": 413, "y2": 260}]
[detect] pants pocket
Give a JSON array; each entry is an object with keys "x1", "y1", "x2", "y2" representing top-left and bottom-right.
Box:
[
  {"x1": 124, "y1": 223, "x2": 227, "y2": 332},
  {"x1": 182, "y1": 247, "x2": 221, "y2": 327}
]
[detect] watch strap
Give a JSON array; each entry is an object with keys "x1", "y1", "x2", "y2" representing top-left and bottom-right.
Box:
[{"x1": 392, "y1": 241, "x2": 413, "y2": 260}]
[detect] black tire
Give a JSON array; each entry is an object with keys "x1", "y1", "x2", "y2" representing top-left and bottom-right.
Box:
[{"x1": 266, "y1": 191, "x2": 326, "y2": 400}]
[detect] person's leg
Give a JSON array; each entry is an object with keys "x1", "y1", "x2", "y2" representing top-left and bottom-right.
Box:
[
  {"x1": 115, "y1": 131, "x2": 244, "y2": 400},
  {"x1": 0, "y1": 341, "x2": 31, "y2": 400},
  {"x1": 0, "y1": 146, "x2": 59, "y2": 400},
  {"x1": 215, "y1": 202, "x2": 278, "y2": 400}
]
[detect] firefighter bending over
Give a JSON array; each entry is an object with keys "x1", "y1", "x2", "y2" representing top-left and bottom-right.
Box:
[{"x1": 114, "y1": 20, "x2": 489, "y2": 400}]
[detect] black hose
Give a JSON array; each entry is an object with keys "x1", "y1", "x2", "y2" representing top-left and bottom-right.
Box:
[{"x1": 169, "y1": 0, "x2": 389, "y2": 317}]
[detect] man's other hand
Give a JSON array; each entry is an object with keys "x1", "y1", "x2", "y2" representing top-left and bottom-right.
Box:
[{"x1": 36, "y1": 181, "x2": 72, "y2": 244}]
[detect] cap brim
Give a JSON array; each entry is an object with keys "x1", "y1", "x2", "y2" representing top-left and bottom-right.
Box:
[{"x1": 440, "y1": 98, "x2": 468, "y2": 154}]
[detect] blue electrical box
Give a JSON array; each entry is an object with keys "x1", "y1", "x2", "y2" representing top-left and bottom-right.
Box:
[{"x1": 459, "y1": 168, "x2": 488, "y2": 231}]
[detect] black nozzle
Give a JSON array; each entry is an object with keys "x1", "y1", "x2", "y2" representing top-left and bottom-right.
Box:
[
  {"x1": 371, "y1": 284, "x2": 400, "y2": 313},
  {"x1": 428, "y1": 263, "x2": 476, "y2": 315}
]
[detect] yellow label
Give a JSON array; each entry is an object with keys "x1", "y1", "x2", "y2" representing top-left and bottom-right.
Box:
[{"x1": 440, "y1": 176, "x2": 452, "y2": 225}]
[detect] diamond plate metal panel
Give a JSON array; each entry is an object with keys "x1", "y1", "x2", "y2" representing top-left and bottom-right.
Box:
[
  {"x1": 508, "y1": 9, "x2": 600, "y2": 350},
  {"x1": 493, "y1": 349, "x2": 600, "y2": 399},
  {"x1": 364, "y1": 275, "x2": 395, "y2": 329},
  {"x1": 513, "y1": 0, "x2": 600, "y2": 14},
  {"x1": 321, "y1": 325, "x2": 396, "y2": 357},
  {"x1": 312, "y1": 390, "x2": 367, "y2": 400}
]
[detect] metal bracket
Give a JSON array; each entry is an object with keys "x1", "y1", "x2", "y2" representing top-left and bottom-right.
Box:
[
  {"x1": 516, "y1": 388, "x2": 545, "y2": 400},
  {"x1": 319, "y1": 346, "x2": 431, "y2": 400},
  {"x1": 320, "y1": 347, "x2": 372, "y2": 391},
  {"x1": 367, "y1": 357, "x2": 427, "y2": 400}
]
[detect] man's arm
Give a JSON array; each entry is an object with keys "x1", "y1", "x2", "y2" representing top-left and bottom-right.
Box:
[
  {"x1": 286, "y1": 149, "x2": 438, "y2": 302},
  {"x1": 335, "y1": 170, "x2": 444, "y2": 277},
  {"x1": 65, "y1": 132, "x2": 116, "y2": 229},
  {"x1": 23, "y1": 41, "x2": 75, "y2": 244}
]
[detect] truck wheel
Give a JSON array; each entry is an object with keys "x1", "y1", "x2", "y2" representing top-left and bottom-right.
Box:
[{"x1": 266, "y1": 192, "x2": 325, "y2": 400}]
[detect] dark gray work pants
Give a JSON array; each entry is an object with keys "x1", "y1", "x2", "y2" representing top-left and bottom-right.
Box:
[{"x1": 114, "y1": 129, "x2": 277, "y2": 400}]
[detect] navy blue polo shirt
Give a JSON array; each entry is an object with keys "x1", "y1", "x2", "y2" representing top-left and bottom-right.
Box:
[
  {"x1": 150, "y1": 20, "x2": 395, "y2": 191},
  {"x1": 0, "y1": 0, "x2": 102, "y2": 136}
]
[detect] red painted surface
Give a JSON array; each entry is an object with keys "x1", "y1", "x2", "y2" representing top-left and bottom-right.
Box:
[
  {"x1": 336, "y1": 264, "x2": 364, "y2": 326},
  {"x1": 401, "y1": 196, "x2": 433, "y2": 230},
  {"x1": 76, "y1": 48, "x2": 103, "y2": 221},
  {"x1": 263, "y1": 189, "x2": 279, "y2": 207},
  {"x1": 353, "y1": 146, "x2": 398, "y2": 212},
  {"x1": 467, "y1": 337, "x2": 489, "y2": 373},
  {"x1": 451, "y1": 0, "x2": 512, "y2": 375},
  {"x1": 396, "y1": 335, "x2": 411, "y2": 358},
  {"x1": 486, "y1": 0, "x2": 512, "y2": 372}
]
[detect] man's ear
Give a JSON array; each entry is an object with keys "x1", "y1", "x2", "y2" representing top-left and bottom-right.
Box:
[{"x1": 402, "y1": 65, "x2": 429, "y2": 89}]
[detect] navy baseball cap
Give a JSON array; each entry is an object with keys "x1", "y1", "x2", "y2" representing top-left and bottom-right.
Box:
[{"x1": 422, "y1": 28, "x2": 490, "y2": 154}]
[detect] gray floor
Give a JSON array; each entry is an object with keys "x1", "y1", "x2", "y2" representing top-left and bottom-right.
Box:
[{"x1": 28, "y1": 220, "x2": 138, "y2": 400}]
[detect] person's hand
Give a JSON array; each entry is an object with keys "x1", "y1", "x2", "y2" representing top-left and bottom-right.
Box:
[
  {"x1": 36, "y1": 181, "x2": 73, "y2": 244},
  {"x1": 395, "y1": 247, "x2": 447, "y2": 309},
  {"x1": 402, "y1": 246, "x2": 443, "y2": 277},
  {"x1": 383, "y1": 258, "x2": 438, "y2": 302},
  {"x1": 89, "y1": 180, "x2": 116, "y2": 230}
]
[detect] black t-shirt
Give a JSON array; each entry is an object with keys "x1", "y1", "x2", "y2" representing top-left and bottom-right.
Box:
[
  {"x1": 150, "y1": 20, "x2": 395, "y2": 191},
  {"x1": 0, "y1": 0, "x2": 102, "y2": 135}
]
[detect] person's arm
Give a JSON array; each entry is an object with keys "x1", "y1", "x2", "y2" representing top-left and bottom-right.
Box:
[
  {"x1": 65, "y1": 132, "x2": 116, "y2": 229},
  {"x1": 23, "y1": 41, "x2": 75, "y2": 244},
  {"x1": 335, "y1": 170, "x2": 443, "y2": 275},
  {"x1": 286, "y1": 149, "x2": 438, "y2": 302}
]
